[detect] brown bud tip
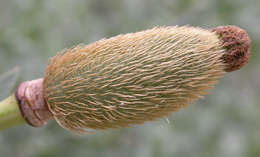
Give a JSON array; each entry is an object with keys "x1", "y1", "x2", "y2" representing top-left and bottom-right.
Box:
[
  {"x1": 15, "y1": 78, "x2": 53, "y2": 127},
  {"x1": 212, "y1": 25, "x2": 250, "y2": 72}
]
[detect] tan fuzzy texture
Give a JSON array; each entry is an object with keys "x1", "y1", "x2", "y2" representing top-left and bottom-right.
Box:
[{"x1": 43, "y1": 26, "x2": 226, "y2": 133}]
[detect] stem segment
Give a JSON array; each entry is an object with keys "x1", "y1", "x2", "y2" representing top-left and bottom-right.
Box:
[
  {"x1": 0, "y1": 94, "x2": 25, "y2": 130},
  {"x1": 16, "y1": 78, "x2": 53, "y2": 127}
]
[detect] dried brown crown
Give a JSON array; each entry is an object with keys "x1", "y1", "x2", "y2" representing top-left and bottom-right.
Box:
[{"x1": 212, "y1": 25, "x2": 250, "y2": 72}]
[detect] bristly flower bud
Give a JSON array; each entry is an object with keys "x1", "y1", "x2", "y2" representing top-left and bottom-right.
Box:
[
  {"x1": 15, "y1": 26, "x2": 250, "y2": 133},
  {"x1": 43, "y1": 26, "x2": 228, "y2": 133}
]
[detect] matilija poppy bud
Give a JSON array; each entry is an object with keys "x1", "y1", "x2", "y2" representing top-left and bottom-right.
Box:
[{"x1": 13, "y1": 25, "x2": 250, "y2": 133}]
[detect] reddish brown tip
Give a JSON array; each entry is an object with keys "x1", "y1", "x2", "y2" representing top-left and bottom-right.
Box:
[{"x1": 212, "y1": 25, "x2": 250, "y2": 72}]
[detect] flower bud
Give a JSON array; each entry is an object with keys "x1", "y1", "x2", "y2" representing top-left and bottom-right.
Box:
[{"x1": 16, "y1": 26, "x2": 250, "y2": 133}]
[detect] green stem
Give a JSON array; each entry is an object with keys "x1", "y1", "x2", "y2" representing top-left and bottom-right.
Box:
[{"x1": 0, "y1": 94, "x2": 26, "y2": 130}]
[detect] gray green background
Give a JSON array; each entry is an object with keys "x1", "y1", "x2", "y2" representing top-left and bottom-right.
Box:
[{"x1": 0, "y1": 0, "x2": 260, "y2": 157}]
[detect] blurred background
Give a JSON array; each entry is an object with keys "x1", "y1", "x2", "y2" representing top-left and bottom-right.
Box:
[{"x1": 0, "y1": 0, "x2": 260, "y2": 157}]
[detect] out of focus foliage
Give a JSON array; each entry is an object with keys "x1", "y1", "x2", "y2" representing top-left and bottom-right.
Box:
[{"x1": 0, "y1": 0, "x2": 260, "y2": 157}]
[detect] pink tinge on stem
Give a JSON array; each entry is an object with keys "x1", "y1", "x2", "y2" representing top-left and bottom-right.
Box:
[
  {"x1": 15, "y1": 78, "x2": 53, "y2": 127},
  {"x1": 212, "y1": 25, "x2": 251, "y2": 72}
]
